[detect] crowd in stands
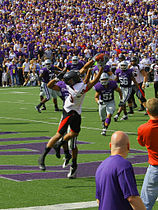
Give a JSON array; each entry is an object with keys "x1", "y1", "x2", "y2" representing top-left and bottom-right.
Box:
[{"x1": 0, "y1": 0, "x2": 157, "y2": 87}]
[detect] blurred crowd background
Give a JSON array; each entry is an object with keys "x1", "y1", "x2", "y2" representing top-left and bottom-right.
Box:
[{"x1": 0, "y1": 0, "x2": 157, "y2": 87}]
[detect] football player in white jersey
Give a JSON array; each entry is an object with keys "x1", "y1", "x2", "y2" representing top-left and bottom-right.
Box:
[
  {"x1": 140, "y1": 53, "x2": 152, "y2": 82},
  {"x1": 106, "y1": 53, "x2": 119, "y2": 74},
  {"x1": 38, "y1": 53, "x2": 106, "y2": 178},
  {"x1": 46, "y1": 59, "x2": 95, "y2": 178},
  {"x1": 128, "y1": 56, "x2": 148, "y2": 114},
  {"x1": 149, "y1": 55, "x2": 158, "y2": 98},
  {"x1": 116, "y1": 53, "x2": 130, "y2": 69}
]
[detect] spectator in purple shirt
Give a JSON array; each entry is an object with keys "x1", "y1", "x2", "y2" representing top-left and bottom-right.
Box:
[
  {"x1": 95, "y1": 131, "x2": 146, "y2": 210},
  {"x1": 8, "y1": 59, "x2": 18, "y2": 86}
]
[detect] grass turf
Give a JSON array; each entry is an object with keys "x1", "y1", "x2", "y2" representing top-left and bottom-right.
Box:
[{"x1": 0, "y1": 83, "x2": 157, "y2": 209}]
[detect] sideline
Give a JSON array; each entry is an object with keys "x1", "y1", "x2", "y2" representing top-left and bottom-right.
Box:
[{"x1": 0, "y1": 201, "x2": 98, "y2": 210}]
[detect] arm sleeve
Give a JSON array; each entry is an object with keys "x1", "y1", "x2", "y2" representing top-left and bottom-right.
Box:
[
  {"x1": 95, "y1": 178, "x2": 101, "y2": 201},
  {"x1": 137, "y1": 126, "x2": 145, "y2": 146},
  {"x1": 118, "y1": 166, "x2": 139, "y2": 199}
]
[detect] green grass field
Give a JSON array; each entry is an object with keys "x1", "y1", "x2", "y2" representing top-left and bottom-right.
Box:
[{"x1": 0, "y1": 83, "x2": 157, "y2": 210}]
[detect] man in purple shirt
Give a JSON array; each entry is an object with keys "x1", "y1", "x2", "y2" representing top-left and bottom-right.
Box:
[{"x1": 95, "y1": 131, "x2": 146, "y2": 210}]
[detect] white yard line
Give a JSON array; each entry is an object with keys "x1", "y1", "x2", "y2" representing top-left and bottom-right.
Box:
[
  {"x1": 0, "y1": 201, "x2": 98, "y2": 210},
  {"x1": 0, "y1": 116, "x2": 138, "y2": 134},
  {"x1": 0, "y1": 87, "x2": 38, "y2": 91}
]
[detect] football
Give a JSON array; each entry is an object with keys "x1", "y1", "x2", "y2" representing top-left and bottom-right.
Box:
[{"x1": 95, "y1": 53, "x2": 105, "y2": 62}]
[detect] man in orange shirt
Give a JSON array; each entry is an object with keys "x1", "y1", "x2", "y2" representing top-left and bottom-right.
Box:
[{"x1": 137, "y1": 97, "x2": 158, "y2": 210}]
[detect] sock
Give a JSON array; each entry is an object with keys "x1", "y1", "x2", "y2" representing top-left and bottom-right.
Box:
[
  {"x1": 117, "y1": 112, "x2": 120, "y2": 116},
  {"x1": 133, "y1": 101, "x2": 137, "y2": 106},
  {"x1": 102, "y1": 121, "x2": 105, "y2": 128},
  {"x1": 37, "y1": 102, "x2": 43, "y2": 108},
  {"x1": 55, "y1": 104, "x2": 58, "y2": 109},
  {"x1": 55, "y1": 138, "x2": 66, "y2": 148},
  {"x1": 105, "y1": 118, "x2": 111, "y2": 128},
  {"x1": 64, "y1": 150, "x2": 71, "y2": 158},
  {"x1": 72, "y1": 158, "x2": 77, "y2": 168},
  {"x1": 124, "y1": 111, "x2": 127, "y2": 116},
  {"x1": 64, "y1": 150, "x2": 70, "y2": 155},
  {"x1": 129, "y1": 107, "x2": 133, "y2": 112},
  {"x1": 42, "y1": 147, "x2": 51, "y2": 159}
]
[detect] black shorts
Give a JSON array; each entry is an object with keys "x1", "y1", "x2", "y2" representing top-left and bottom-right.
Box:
[
  {"x1": 131, "y1": 83, "x2": 146, "y2": 103},
  {"x1": 154, "y1": 81, "x2": 158, "y2": 92},
  {"x1": 57, "y1": 109, "x2": 81, "y2": 135},
  {"x1": 24, "y1": 72, "x2": 29, "y2": 79},
  {"x1": 137, "y1": 83, "x2": 146, "y2": 103}
]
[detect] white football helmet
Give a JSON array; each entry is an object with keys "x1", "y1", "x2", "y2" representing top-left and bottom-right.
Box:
[
  {"x1": 44, "y1": 59, "x2": 52, "y2": 69},
  {"x1": 72, "y1": 56, "x2": 79, "y2": 65},
  {"x1": 100, "y1": 72, "x2": 109, "y2": 85},
  {"x1": 120, "y1": 61, "x2": 128, "y2": 71}
]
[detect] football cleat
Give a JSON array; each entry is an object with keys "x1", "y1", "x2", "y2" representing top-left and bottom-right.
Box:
[
  {"x1": 41, "y1": 106, "x2": 46, "y2": 110},
  {"x1": 133, "y1": 103, "x2": 137, "y2": 108},
  {"x1": 67, "y1": 165, "x2": 77, "y2": 179},
  {"x1": 101, "y1": 129, "x2": 106, "y2": 136},
  {"x1": 120, "y1": 115, "x2": 128, "y2": 121},
  {"x1": 62, "y1": 154, "x2": 72, "y2": 168},
  {"x1": 114, "y1": 114, "x2": 119, "y2": 122},
  {"x1": 38, "y1": 156, "x2": 46, "y2": 171},
  {"x1": 144, "y1": 112, "x2": 148, "y2": 115},
  {"x1": 138, "y1": 107, "x2": 145, "y2": 111},
  {"x1": 127, "y1": 110, "x2": 134, "y2": 114},
  {"x1": 35, "y1": 106, "x2": 41, "y2": 113}
]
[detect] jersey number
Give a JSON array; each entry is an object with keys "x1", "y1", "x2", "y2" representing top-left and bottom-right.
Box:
[
  {"x1": 102, "y1": 93, "x2": 113, "y2": 101},
  {"x1": 119, "y1": 77, "x2": 128, "y2": 86}
]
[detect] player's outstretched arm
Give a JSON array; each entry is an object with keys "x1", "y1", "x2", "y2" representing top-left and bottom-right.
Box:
[
  {"x1": 79, "y1": 59, "x2": 94, "y2": 75},
  {"x1": 86, "y1": 66, "x2": 103, "y2": 91},
  {"x1": 47, "y1": 78, "x2": 60, "y2": 91},
  {"x1": 84, "y1": 68, "x2": 93, "y2": 84},
  {"x1": 95, "y1": 92, "x2": 100, "y2": 104},
  {"x1": 79, "y1": 53, "x2": 107, "y2": 75},
  {"x1": 54, "y1": 65, "x2": 63, "y2": 71}
]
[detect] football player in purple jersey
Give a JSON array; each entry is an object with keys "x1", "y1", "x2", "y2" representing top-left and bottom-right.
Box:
[
  {"x1": 94, "y1": 73, "x2": 122, "y2": 136},
  {"x1": 35, "y1": 59, "x2": 60, "y2": 113},
  {"x1": 114, "y1": 61, "x2": 139, "y2": 121},
  {"x1": 65, "y1": 56, "x2": 84, "y2": 72}
]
